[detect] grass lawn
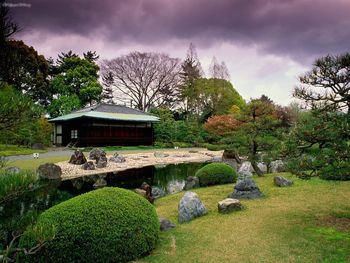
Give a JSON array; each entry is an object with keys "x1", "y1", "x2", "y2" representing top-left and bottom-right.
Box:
[
  {"x1": 139, "y1": 173, "x2": 350, "y2": 263},
  {"x1": 0, "y1": 144, "x2": 47, "y2": 157},
  {"x1": 6, "y1": 156, "x2": 69, "y2": 170}
]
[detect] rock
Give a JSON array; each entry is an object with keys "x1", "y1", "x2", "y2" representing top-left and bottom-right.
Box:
[
  {"x1": 96, "y1": 155, "x2": 107, "y2": 168},
  {"x1": 223, "y1": 159, "x2": 238, "y2": 171},
  {"x1": 178, "y1": 191, "x2": 208, "y2": 223},
  {"x1": 152, "y1": 186, "x2": 166, "y2": 199},
  {"x1": 135, "y1": 188, "x2": 147, "y2": 199},
  {"x1": 184, "y1": 176, "x2": 200, "y2": 190},
  {"x1": 31, "y1": 143, "x2": 46, "y2": 150},
  {"x1": 71, "y1": 179, "x2": 84, "y2": 190},
  {"x1": 174, "y1": 154, "x2": 191, "y2": 158},
  {"x1": 205, "y1": 153, "x2": 215, "y2": 157},
  {"x1": 89, "y1": 148, "x2": 106, "y2": 161},
  {"x1": 211, "y1": 156, "x2": 222, "y2": 162},
  {"x1": 218, "y1": 198, "x2": 243, "y2": 213},
  {"x1": 139, "y1": 182, "x2": 154, "y2": 203},
  {"x1": 257, "y1": 162, "x2": 268, "y2": 174},
  {"x1": 5, "y1": 166, "x2": 21, "y2": 174},
  {"x1": 274, "y1": 176, "x2": 293, "y2": 187},
  {"x1": 188, "y1": 150, "x2": 198, "y2": 153},
  {"x1": 238, "y1": 161, "x2": 254, "y2": 175},
  {"x1": 270, "y1": 160, "x2": 286, "y2": 173},
  {"x1": 154, "y1": 152, "x2": 169, "y2": 158},
  {"x1": 93, "y1": 178, "x2": 107, "y2": 188},
  {"x1": 167, "y1": 181, "x2": 185, "y2": 194},
  {"x1": 82, "y1": 161, "x2": 95, "y2": 170},
  {"x1": 37, "y1": 163, "x2": 62, "y2": 180},
  {"x1": 159, "y1": 217, "x2": 176, "y2": 231},
  {"x1": 109, "y1": 152, "x2": 126, "y2": 163},
  {"x1": 69, "y1": 150, "x2": 87, "y2": 165},
  {"x1": 228, "y1": 178, "x2": 262, "y2": 199}
]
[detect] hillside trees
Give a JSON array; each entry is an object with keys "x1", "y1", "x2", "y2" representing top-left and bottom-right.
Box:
[{"x1": 101, "y1": 52, "x2": 181, "y2": 111}]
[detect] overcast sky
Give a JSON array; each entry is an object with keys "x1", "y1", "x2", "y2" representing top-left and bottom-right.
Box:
[{"x1": 10, "y1": 0, "x2": 350, "y2": 105}]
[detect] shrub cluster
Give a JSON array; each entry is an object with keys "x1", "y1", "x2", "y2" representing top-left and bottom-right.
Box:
[
  {"x1": 195, "y1": 163, "x2": 237, "y2": 186},
  {"x1": 19, "y1": 187, "x2": 159, "y2": 263}
]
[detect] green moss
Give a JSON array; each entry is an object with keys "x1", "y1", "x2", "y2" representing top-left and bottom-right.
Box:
[
  {"x1": 195, "y1": 163, "x2": 237, "y2": 186},
  {"x1": 19, "y1": 187, "x2": 159, "y2": 263}
]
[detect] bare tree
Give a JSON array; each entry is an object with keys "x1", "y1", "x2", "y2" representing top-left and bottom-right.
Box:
[
  {"x1": 209, "y1": 57, "x2": 230, "y2": 80},
  {"x1": 0, "y1": 0, "x2": 19, "y2": 42},
  {"x1": 101, "y1": 52, "x2": 181, "y2": 111},
  {"x1": 294, "y1": 53, "x2": 350, "y2": 114}
]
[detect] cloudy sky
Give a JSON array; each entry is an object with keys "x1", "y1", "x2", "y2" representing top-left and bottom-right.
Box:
[{"x1": 10, "y1": 0, "x2": 350, "y2": 105}]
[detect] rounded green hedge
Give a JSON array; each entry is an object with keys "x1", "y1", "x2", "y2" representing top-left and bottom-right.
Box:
[
  {"x1": 195, "y1": 163, "x2": 237, "y2": 186},
  {"x1": 19, "y1": 187, "x2": 159, "y2": 263}
]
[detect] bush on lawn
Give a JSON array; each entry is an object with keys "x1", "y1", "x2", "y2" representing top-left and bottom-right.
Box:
[
  {"x1": 195, "y1": 163, "x2": 237, "y2": 186},
  {"x1": 19, "y1": 187, "x2": 159, "y2": 263}
]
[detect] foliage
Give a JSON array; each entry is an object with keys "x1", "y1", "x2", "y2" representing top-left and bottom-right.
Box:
[
  {"x1": 151, "y1": 107, "x2": 206, "y2": 145},
  {"x1": 48, "y1": 54, "x2": 102, "y2": 117},
  {"x1": 286, "y1": 110, "x2": 350, "y2": 180},
  {"x1": 195, "y1": 163, "x2": 236, "y2": 186},
  {"x1": 294, "y1": 53, "x2": 350, "y2": 114},
  {"x1": 0, "y1": 170, "x2": 38, "y2": 204},
  {"x1": 203, "y1": 115, "x2": 241, "y2": 136},
  {"x1": 0, "y1": 40, "x2": 49, "y2": 105},
  {"x1": 101, "y1": 51, "x2": 181, "y2": 111},
  {"x1": 187, "y1": 78, "x2": 245, "y2": 120},
  {"x1": 204, "y1": 97, "x2": 285, "y2": 175},
  {"x1": 19, "y1": 187, "x2": 159, "y2": 263}
]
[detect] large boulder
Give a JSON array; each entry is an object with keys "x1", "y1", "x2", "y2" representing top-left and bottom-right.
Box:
[
  {"x1": 69, "y1": 150, "x2": 87, "y2": 165},
  {"x1": 167, "y1": 181, "x2": 185, "y2": 194},
  {"x1": 93, "y1": 177, "x2": 107, "y2": 188},
  {"x1": 218, "y1": 198, "x2": 243, "y2": 214},
  {"x1": 159, "y1": 217, "x2": 176, "y2": 231},
  {"x1": 274, "y1": 176, "x2": 293, "y2": 187},
  {"x1": 89, "y1": 148, "x2": 106, "y2": 161},
  {"x1": 228, "y1": 178, "x2": 262, "y2": 199},
  {"x1": 257, "y1": 162, "x2": 268, "y2": 174},
  {"x1": 82, "y1": 161, "x2": 95, "y2": 170},
  {"x1": 109, "y1": 153, "x2": 126, "y2": 163},
  {"x1": 223, "y1": 158, "x2": 239, "y2": 170},
  {"x1": 183, "y1": 176, "x2": 200, "y2": 190},
  {"x1": 37, "y1": 163, "x2": 62, "y2": 180},
  {"x1": 270, "y1": 160, "x2": 286, "y2": 173},
  {"x1": 178, "y1": 191, "x2": 208, "y2": 223},
  {"x1": 238, "y1": 161, "x2": 254, "y2": 177},
  {"x1": 139, "y1": 182, "x2": 154, "y2": 203},
  {"x1": 96, "y1": 155, "x2": 108, "y2": 168},
  {"x1": 152, "y1": 186, "x2": 166, "y2": 199}
]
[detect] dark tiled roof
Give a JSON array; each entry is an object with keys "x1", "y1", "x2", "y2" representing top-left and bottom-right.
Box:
[{"x1": 74, "y1": 103, "x2": 150, "y2": 116}]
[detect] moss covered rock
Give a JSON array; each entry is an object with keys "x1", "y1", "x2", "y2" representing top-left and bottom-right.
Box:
[
  {"x1": 195, "y1": 163, "x2": 237, "y2": 186},
  {"x1": 19, "y1": 187, "x2": 159, "y2": 263}
]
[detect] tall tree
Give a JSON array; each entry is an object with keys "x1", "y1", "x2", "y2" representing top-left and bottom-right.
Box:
[
  {"x1": 83, "y1": 51, "x2": 99, "y2": 62},
  {"x1": 101, "y1": 51, "x2": 181, "y2": 111},
  {"x1": 48, "y1": 55, "x2": 102, "y2": 117},
  {"x1": 209, "y1": 57, "x2": 230, "y2": 80},
  {"x1": 0, "y1": 40, "x2": 49, "y2": 105},
  {"x1": 0, "y1": 0, "x2": 19, "y2": 42},
  {"x1": 179, "y1": 43, "x2": 203, "y2": 114},
  {"x1": 294, "y1": 53, "x2": 350, "y2": 115}
]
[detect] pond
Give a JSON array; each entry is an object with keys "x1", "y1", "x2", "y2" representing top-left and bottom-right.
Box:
[{"x1": 0, "y1": 162, "x2": 209, "y2": 244}]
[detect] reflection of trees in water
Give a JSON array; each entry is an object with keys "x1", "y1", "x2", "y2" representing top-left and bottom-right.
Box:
[{"x1": 0, "y1": 180, "x2": 72, "y2": 246}]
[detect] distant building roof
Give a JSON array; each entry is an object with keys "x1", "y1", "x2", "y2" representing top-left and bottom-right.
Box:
[{"x1": 49, "y1": 103, "x2": 159, "y2": 123}]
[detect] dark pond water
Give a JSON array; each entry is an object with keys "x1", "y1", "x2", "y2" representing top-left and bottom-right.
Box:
[{"x1": 0, "y1": 162, "x2": 209, "y2": 244}]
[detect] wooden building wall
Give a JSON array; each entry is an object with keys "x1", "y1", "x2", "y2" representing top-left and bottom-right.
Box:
[{"x1": 53, "y1": 117, "x2": 154, "y2": 147}]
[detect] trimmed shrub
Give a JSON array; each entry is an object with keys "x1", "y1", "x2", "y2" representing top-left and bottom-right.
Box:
[
  {"x1": 19, "y1": 187, "x2": 159, "y2": 263},
  {"x1": 195, "y1": 163, "x2": 237, "y2": 186}
]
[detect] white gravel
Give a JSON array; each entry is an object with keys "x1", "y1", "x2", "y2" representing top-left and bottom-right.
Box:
[{"x1": 57, "y1": 150, "x2": 223, "y2": 180}]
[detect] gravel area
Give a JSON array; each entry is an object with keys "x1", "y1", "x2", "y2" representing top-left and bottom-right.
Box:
[{"x1": 58, "y1": 150, "x2": 223, "y2": 180}]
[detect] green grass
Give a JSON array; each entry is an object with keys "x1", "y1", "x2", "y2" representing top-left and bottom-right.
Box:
[
  {"x1": 7, "y1": 156, "x2": 69, "y2": 171},
  {"x1": 138, "y1": 173, "x2": 350, "y2": 263},
  {"x1": 0, "y1": 144, "x2": 47, "y2": 157}
]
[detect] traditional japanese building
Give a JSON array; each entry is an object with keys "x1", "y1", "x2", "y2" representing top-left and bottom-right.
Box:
[{"x1": 49, "y1": 103, "x2": 159, "y2": 147}]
